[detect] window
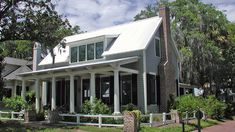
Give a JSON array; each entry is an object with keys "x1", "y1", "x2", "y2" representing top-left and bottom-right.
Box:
[
  {"x1": 71, "y1": 47, "x2": 77, "y2": 63},
  {"x1": 155, "y1": 38, "x2": 160, "y2": 57},
  {"x1": 147, "y1": 74, "x2": 157, "y2": 105},
  {"x1": 79, "y1": 45, "x2": 86, "y2": 61},
  {"x1": 121, "y1": 75, "x2": 132, "y2": 105},
  {"x1": 87, "y1": 44, "x2": 94, "y2": 60},
  {"x1": 70, "y1": 41, "x2": 104, "y2": 63},
  {"x1": 100, "y1": 77, "x2": 111, "y2": 105},
  {"x1": 96, "y1": 42, "x2": 103, "y2": 59}
]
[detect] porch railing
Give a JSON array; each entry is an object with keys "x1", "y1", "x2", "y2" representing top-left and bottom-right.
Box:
[{"x1": 0, "y1": 111, "x2": 24, "y2": 120}]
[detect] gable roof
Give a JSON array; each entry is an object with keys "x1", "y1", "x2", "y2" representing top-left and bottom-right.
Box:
[
  {"x1": 4, "y1": 57, "x2": 29, "y2": 66},
  {"x1": 39, "y1": 17, "x2": 163, "y2": 66},
  {"x1": 4, "y1": 65, "x2": 32, "y2": 80},
  {"x1": 65, "y1": 16, "x2": 162, "y2": 55}
]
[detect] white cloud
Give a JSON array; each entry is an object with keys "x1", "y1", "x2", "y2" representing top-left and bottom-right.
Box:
[
  {"x1": 54, "y1": 0, "x2": 153, "y2": 31},
  {"x1": 53, "y1": 0, "x2": 235, "y2": 32}
]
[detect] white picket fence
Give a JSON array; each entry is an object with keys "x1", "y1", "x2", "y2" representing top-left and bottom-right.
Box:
[
  {"x1": 59, "y1": 112, "x2": 177, "y2": 128},
  {"x1": 59, "y1": 114, "x2": 123, "y2": 128},
  {"x1": 0, "y1": 111, "x2": 24, "y2": 120},
  {"x1": 141, "y1": 112, "x2": 176, "y2": 127}
]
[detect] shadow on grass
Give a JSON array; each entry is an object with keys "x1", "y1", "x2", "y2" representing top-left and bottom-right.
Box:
[{"x1": 0, "y1": 120, "x2": 75, "y2": 132}]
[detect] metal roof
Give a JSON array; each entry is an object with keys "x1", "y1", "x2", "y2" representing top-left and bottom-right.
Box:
[{"x1": 39, "y1": 17, "x2": 163, "y2": 66}]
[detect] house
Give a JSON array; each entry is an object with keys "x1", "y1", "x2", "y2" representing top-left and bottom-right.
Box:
[
  {"x1": 2, "y1": 57, "x2": 33, "y2": 98},
  {"x1": 19, "y1": 7, "x2": 180, "y2": 114}
]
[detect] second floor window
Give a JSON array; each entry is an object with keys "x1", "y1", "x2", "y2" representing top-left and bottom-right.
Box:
[
  {"x1": 155, "y1": 38, "x2": 160, "y2": 57},
  {"x1": 70, "y1": 41, "x2": 104, "y2": 63}
]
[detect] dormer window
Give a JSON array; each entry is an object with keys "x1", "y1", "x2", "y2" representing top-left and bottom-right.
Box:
[
  {"x1": 96, "y1": 42, "x2": 104, "y2": 59},
  {"x1": 70, "y1": 41, "x2": 104, "y2": 63}
]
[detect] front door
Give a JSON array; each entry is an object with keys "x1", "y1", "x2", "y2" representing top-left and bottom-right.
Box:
[{"x1": 82, "y1": 79, "x2": 90, "y2": 103}]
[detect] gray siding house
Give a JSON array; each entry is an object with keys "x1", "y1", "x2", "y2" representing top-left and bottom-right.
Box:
[
  {"x1": 2, "y1": 57, "x2": 33, "y2": 97},
  {"x1": 19, "y1": 7, "x2": 180, "y2": 113}
]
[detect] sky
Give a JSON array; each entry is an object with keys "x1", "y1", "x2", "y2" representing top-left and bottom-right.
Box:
[{"x1": 54, "y1": 0, "x2": 235, "y2": 31}]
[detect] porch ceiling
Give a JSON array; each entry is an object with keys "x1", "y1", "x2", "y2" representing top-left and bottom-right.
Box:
[{"x1": 18, "y1": 56, "x2": 139, "y2": 79}]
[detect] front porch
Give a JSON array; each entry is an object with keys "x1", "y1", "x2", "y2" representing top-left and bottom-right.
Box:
[{"x1": 20, "y1": 57, "x2": 140, "y2": 114}]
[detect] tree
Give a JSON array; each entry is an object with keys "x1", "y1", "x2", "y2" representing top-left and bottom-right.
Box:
[
  {"x1": 134, "y1": 0, "x2": 234, "y2": 93},
  {"x1": 0, "y1": 0, "x2": 82, "y2": 62},
  {"x1": 0, "y1": 56, "x2": 4, "y2": 101}
]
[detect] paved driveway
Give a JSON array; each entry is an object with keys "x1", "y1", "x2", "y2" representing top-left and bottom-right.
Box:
[{"x1": 200, "y1": 120, "x2": 235, "y2": 132}]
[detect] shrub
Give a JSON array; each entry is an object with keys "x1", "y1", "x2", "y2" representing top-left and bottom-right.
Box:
[
  {"x1": 175, "y1": 95, "x2": 227, "y2": 119},
  {"x1": 2, "y1": 96, "x2": 26, "y2": 111},
  {"x1": 203, "y1": 95, "x2": 226, "y2": 119},
  {"x1": 132, "y1": 110, "x2": 141, "y2": 121},
  {"x1": 123, "y1": 103, "x2": 138, "y2": 111},
  {"x1": 82, "y1": 98, "x2": 111, "y2": 115},
  {"x1": 175, "y1": 94, "x2": 203, "y2": 113}
]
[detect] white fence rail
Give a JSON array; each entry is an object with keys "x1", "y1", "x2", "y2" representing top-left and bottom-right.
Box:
[
  {"x1": 59, "y1": 114, "x2": 123, "y2": 128},
  {"x1": 59, "y1": 112, "x2": 177, "y2": 128},
  {"x1": 141, "y1": 112, "x2": 176, "y2": 127},
  {"x1": 0, "y1": 111, "x2": 24, "y2": 120}
]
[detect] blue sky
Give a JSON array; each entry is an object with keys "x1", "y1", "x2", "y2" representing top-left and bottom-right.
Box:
[{"x1": 54, "y1": 0, "x2": 235, "y2": 31}]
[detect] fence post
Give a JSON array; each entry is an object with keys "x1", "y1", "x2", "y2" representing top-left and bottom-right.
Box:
[
  {"x1": 98, "y1": 114, "x2": 102, "y2": 128},
  {"x1": 11, "y1": 112, "x2": 14, "y2": 119},
  {"x1": 76, "y1": 114, "x2": 80, "y2": 125},
  {"x1": 185, "y1": 111, "x2": 188, "y2": 124},
  {"x1": 162, "y1": 112, "x2": 166, "y2": 124},
  {"x1": 149, "y1": 113, "x2": 153, "y2": 127},
  {"x1": 193, "y1": 111, "x2": 196, "y2": 118}
]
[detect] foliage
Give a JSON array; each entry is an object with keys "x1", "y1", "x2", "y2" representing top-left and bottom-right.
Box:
[
  {"x1": 132, "y1": 110, "x2": 142, "y2": 121},
  {"x1": 0, "y1": 0, "x2": 82, "y2": 61},
  {"x1": 2, "y1": 96, "x2": 26, "y2": 111},
  {"x1": 203, "y1": 95, "x2": 227, "y2": 119},
  {"x1": 123, "y1": 103, "x2": 138, "y2": 111},
  {"x1": 82, "y1": 98, "x2": 111, "y2": 115},
  {"x1": 167, "y1": 94, "x2": 176, "y2": 112},
  {"x1": 134, "y1": 0, "x2": 235, "y2": 93},
  {"x1": 36, "y1": 112, "x2": 45, "y2": 121},
  {"x1": 0, "y1": 56, "x2": 4, "y2": 101},
  {"x1": 175, "y1": 94, "x2": 203, "y2": 113},
  {"x1": 175, "y1": 95, "x2": 227, "y2": 119},
  {"x1": 0, "y1": 40, "x2": 33, "y2": 60}
]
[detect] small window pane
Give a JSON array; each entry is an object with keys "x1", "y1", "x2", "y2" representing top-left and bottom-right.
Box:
[
  {"x1": 71, "y1": 47, "x2": 77, "y2": 63},
  {"x1": 155, "y1": 39, "x2": 160, "y2": 57},
  {"x1": 79, "y1": 45, "x2": 86, "y2": 61},
  {"x1": 95, "y1": 42, "x2": 103, "y2": 59},
  {"x1": 87, "y1": 44, "x2": 94, "y2": 60}
]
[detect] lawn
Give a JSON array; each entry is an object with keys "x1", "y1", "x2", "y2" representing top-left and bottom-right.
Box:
[
  {"x1": 0, "y1": 119, "x2": 220, "y2": 132},
  {"x1": 140, "y1": 119, "x2": 220, "y2": 132}
]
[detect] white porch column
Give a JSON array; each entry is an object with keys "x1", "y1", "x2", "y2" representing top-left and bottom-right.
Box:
[
  {"x1": 90, "y1": 72, "x2": 96, "y2": 104},
  {"x1": 70, "y1": 75, "x2": 75, "y2": 113},
  {"x1": 42, "y1": 81, "x2": 47, "y2": 106},
  {"x1": 114, "y1": 69, "x2": 120, "y2": 114},
  {"x1": 21, "y1": 79, "x2": 26, "y2": 100},
  {"x1": 51, "y1": 76, "x2": 56, "y2": 110},
  {"x1": 143, "y1": 72, "x2": 148, "y2": 113},
  {"x1": 35, "y1": 78, "x2": 40, "y2": 113}
]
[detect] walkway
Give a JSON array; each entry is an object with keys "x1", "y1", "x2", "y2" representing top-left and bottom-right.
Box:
[{"x1": 200, "y1": 120, "x2": 235, "y2": 132}]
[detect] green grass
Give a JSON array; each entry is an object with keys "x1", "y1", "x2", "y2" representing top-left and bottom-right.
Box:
[
  {"x1": 140, "y1": 119, "x2": 220, "y2": 132},
  {"x1": 0, "y1": 119, "x2": 220, "y2": 132}
]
